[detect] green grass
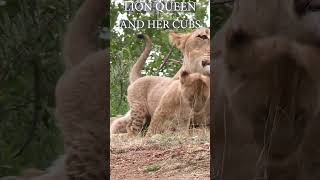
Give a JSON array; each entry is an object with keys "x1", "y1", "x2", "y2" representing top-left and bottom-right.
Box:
[{"x1": 145, "y1": 164, "x2": 161, "y2": 172}]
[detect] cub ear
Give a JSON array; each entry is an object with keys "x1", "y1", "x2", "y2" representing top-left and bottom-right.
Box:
[
  {"x1": 180, "y1": 70, "x2": 190, "y2": 84},
  {"x1": 202, "y1": 76, "x2": 210, "y2": 86},
  {"x1": 200, "y1": 76, "x2": 210, "y2": 88},
  {"x1": 169, "y1": 32, "x2": 190, "y2": 51}
]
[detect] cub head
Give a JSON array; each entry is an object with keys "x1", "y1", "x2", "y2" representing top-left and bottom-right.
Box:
[
  {"x1": 169, "y1": 28, "x2": 210, "y2": 76},
  {"x1": 180, "y1": 70, "x2": 210, "y2": 108}
]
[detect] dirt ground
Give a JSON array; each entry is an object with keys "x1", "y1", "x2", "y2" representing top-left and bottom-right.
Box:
[{"x1": 110, "y1": 129, "x2": 210, "y2": 180}]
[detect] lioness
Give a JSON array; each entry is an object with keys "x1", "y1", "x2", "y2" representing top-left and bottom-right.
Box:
[
  {"x1": 213, "y1": 0, "x2": 320, "y2": 179},
  {"x1": 111, "y1": 28, "x2": 210, "y2": 135},
  {"x1": 146, "y1": 71, "x2": 210, "y2": 136},
  {"x1": 170, "y1": 29, "x2": 211, "y2": 79}
]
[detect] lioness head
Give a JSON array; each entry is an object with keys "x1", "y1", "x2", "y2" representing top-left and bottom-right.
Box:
[
  {"x1": 180, "y1": 70, "x2": 210, "y2": 110},
  {"x1": 225, "y1": 0, "x2": 320, "y2": 49},
  {"x1": 169, "y1": 27, "x2": 210, "y2": 75}
]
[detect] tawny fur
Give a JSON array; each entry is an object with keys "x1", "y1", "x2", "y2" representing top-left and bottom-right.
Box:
[
  {"x1": 126, "y1": 75, "x2": 173, "y2": 136},
  {"x1": 111, "y1": 28, "x2": 211, "y2": 135},
  {"x1": 146, "y1": 71, "x2": 210, "y2": 136},
  {"x1": 110, "y1": 34, "x2": 152, "y2": 135},
  {"x1": 110, "y1": 111, "x2": 130, "y2": 134},
  {"x1": 213, "y1": 0, "x2": 320, "y2": 179},
  {"x1": 54, "y1": 0, "x2": 108, "y2": 178},
  {"x1": 7, "y1": 0, "x2": 108, "y2": 180},
  {"x1": 171, "y1": 28, "x2": 211, "y2": 79},
  {"x1": 129, "y1": 35, "x2": 152, "y2": 84}
]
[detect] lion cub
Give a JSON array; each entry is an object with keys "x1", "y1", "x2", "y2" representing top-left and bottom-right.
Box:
[{"x1": 146, "y1": 71, "x2": 210, "y2": 136}]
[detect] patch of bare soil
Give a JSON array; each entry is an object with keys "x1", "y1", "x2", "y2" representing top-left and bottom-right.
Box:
[{"x1": 110, "y1": 129, "x2": 210, "y2": 180}]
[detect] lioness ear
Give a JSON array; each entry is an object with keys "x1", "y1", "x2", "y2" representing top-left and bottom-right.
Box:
[
  {"x1": 169, "y1": 32, "x2": 190, "y2": 51},
  {"x1": 180, "y1": 70, "x2": 190, "y2": 84}
]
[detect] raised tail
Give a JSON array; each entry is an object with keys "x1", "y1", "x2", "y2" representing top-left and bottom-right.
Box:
[
  {"x1": 129, "y1": 34, "x2": 152, "y2": 84},
  {"x1": 63, "y1": 0, "x2": 106, "y2": 68}
]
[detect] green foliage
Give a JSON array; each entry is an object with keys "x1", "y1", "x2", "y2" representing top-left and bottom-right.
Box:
[
  {"x1": 212, "y1": 4, "x2": 232, "y2": 33},
  {"x1": 145, "y1": 164, "x2": 161, "y2": 172},
  {"x1": 110, "y1": 0, "x2": 210, "y2": 116}
]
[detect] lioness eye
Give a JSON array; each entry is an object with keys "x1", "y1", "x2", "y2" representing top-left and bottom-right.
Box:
[{"x1": 197, "y1": 35, "x2": 208, "y2": 40}]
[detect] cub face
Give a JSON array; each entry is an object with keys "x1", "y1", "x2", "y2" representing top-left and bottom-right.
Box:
[{"x1": 180, "y1": 71, "x2": 210, "y2": 107}]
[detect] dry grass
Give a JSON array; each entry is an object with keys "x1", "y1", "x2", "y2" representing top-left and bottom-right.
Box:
[{"x1": 110, "y1": 128, "x2": 210, "y2": 180}]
